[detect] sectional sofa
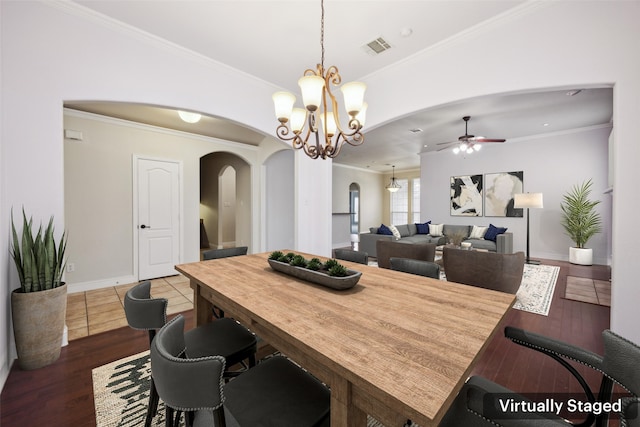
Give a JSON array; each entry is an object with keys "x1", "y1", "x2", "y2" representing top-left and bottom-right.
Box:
[{"x1": 359, "y1": 222, "x2": 513, "y2": 258}]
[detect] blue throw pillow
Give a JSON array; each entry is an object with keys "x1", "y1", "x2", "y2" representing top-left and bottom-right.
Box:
[
  {"x1": 378, "y1": 224, "x2": 393, "y2": 235},
  {"x1": 416, "y1": 221, "x2": 431, "y2": 234},
  {"x1": 484, "y1": 224, "x2": 508, "y2": 242}
]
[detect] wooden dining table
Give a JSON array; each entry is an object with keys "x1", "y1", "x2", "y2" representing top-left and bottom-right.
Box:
[{"x1": 176, "y1": 251, "x2": 515, "y2": 427}]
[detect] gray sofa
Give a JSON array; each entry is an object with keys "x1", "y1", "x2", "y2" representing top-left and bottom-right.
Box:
[{"x1": 360, "y1": 223, "x2": 513, "y2": 258}]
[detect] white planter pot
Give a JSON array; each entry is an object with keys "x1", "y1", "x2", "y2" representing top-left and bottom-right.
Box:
[{"x1": 569, "y1": 247, "x2": 593, "y2": 265}]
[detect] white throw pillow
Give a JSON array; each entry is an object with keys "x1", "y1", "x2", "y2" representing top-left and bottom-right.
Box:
[
  {"x1": 389, "y1": 225, "x2": 402, "y2": 240},
  {"x1": 429, "y1": 223, "x2": 444, "y2": 237},
  {"x1": 469, "y1": 225, "x2": 488, "y2": 239}
]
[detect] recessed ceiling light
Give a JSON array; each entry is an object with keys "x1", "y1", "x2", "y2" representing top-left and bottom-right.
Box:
[
  {"x1": 400, "y1": 27, "x2": 413, "y2": 38},
  {"x1": 178, "y1": 110, "x2": 202, "y2": 123},
  {"x1": 543, "y1": 123, "x2": 550, "y2": 127}
]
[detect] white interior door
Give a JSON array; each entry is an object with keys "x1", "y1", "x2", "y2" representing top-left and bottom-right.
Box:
[{"x1": 137, "y1": 158, "x2": 181, "y2": 280}]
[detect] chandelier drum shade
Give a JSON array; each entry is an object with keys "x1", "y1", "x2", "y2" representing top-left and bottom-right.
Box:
[
  {"x1": 272, "y1": 0, "x2": 367, "y2": 160},
  {"x1": 386, "y1": 165, "x2": 401, "y2": 193}
]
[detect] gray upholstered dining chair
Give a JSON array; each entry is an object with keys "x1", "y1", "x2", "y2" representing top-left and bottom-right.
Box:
[
  {"x1": 202, "y1": 246, "x2": 248, "y2": 260},
  {"x1": 376, "y1": 240, "x2": 437, "y2": 269},
  {"x1": 123, "y1": 281, "x2": 257, "y2": 427},
  {"x1": 334, "y1": 248, "x2": 369, "y2": 265},
  {"x1": 151, "y1": 314, "x2": 331, "y2": 427},
  {"x1": 201, "y1": 246, "x2": 248, "y2": 318},
  {"x1": 389, "y1": 257, "x2": 441, "y2": 279},
  {"x1": 439, "y1": 326, "x2": 640, "y2": 427},
  {"x1": 442, "y1": 246, "x2": 525, "y2": 294}
]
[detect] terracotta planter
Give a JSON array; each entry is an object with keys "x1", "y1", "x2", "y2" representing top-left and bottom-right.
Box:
[
  {"x1": 11, "y1": 284, "x2": 68, "y2": 370},
  {"x1": 569, "y1": 247, "x2": 593, "y2": 266}
]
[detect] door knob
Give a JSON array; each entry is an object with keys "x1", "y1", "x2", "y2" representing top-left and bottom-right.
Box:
[{"x1": 140, "y1": 224, "x2": 148, "y2": 229}]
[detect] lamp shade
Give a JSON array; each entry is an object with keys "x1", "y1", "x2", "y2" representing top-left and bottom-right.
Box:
[
  {"x1": 514, "y1": 193, "x2": 544, "y2": 209},
  {"x1": 321, "y1": 112, "x2": 337, "y2": 137},
  {"x1": 340, "y1": 81, "x2": 366, "y2": 116},
  {"x1": 272, "y1": 92, "x2": 296, "y2": 122},
  {"x1": 298, "y1": 75, "x2": 325, "y2": 111},
  {"x1": 289, "y1": 108, "x2": 307, "y2": 133},
  {"x1": 355, "y1": 102, "x2": 368, "y2": 127}
]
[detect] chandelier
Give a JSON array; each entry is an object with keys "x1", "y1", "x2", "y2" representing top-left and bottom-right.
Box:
[
  {"x1": 272, "y1": 0, "x2": 367, "y2": 160},
  {"x1": 386, "y1": 165, "x2": 401, "y2": 193}
]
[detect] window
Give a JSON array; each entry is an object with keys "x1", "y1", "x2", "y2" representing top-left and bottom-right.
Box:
[
  {"x1": 390, "y1": 179, "x2": 409, "y2": 225},
  {"x1": 412, "y1": 178, "x2": 420, "y2": 222},
  {"x1": 390, "y1": 177, "x2": 420, "y2": 224}
]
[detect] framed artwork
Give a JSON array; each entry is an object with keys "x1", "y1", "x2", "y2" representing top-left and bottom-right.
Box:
[
  {"x1": 450, "y1": 174, "x2": 483, "y2": 216},
  {"x1": 484, "y1": 171, "x2": 524, "y2": 217}
]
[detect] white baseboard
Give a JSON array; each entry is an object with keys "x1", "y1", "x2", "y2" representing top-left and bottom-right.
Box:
[
  {"x1": 67, "y1": 275, "x2": 138, "y2": 294},
  {"x1": 0, "y1": 359, "x2": 13, "y2": 393}
]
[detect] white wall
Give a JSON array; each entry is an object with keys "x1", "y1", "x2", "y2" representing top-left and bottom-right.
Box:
[
  {"x1": 264, "y1": 150, "x2": 295, "y2": 252},
  {"x1": 421, "y1": 126, "x2": 611, "y2": 264}
]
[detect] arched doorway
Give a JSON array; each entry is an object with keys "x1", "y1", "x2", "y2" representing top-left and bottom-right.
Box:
[
  {"x1": 200, "y1": 152, "x2": 251, "y2": 253},
  {"x1": 349, "y1": 183, "x2": 360, "y2": 249}
]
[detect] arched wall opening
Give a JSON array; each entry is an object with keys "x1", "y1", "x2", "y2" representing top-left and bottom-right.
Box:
[{"x1": 200, "y1": 152, "x2": 252, "y2": 253}]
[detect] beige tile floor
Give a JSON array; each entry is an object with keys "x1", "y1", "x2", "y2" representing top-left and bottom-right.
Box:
[{"x1": 66, "y1": 275, "x2": 194, "y2": 341}]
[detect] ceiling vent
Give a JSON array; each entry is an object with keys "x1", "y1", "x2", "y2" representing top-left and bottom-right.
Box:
[{"x1": 362, "y1": 37, "x2": 391, "y2": 55}]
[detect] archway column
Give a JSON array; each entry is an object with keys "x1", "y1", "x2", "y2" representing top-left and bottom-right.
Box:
[{"x1": 294, "y1": 151, "x2": 332, "y2": 257}]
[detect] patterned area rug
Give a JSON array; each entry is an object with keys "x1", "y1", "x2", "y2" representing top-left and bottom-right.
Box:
[
  {"x1": 512, "y1": 264, "x2": 559, "y2": 315},
  {"x1": 93, "y1": 351, "x2": 391, "y2": 427},
  {"x1": 369, "y1": 261, "x2": 559, "y2": 316}
]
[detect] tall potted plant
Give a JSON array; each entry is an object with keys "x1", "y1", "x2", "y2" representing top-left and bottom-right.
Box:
[
  {"x1": 10, "y1": 209, "x2": 68, "y2": 370},
  {"x1": 560, "y1": 179, "x2": 602, "y2": 265}
]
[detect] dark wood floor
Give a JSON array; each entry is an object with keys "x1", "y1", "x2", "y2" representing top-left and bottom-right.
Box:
[{"x1": 0, "y1": 259, "x2": 612, "y2": 426}]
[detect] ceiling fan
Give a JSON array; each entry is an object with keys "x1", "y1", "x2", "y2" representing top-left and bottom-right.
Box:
[{"x1": 437, "y1": 116, "x2": 506, "y2": 154}]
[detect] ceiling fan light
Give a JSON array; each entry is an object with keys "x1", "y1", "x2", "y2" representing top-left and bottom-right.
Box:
[
  {"x1": 473, "y1": 144, "x2": 481, "y2": 151},
  {"x1": 459, "y1": 143, "x2": 468, "y2": 151},
  {"x1": 452, "y1": 146, "x2": 460, "y2": 154},
  {"x1": 466, "y1": 147, "x2": 474, "y2": 154}
]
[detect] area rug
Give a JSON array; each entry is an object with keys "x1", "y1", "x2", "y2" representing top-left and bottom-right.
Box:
[
  {"x1": 512, "y1": 264, "x2": 559, "y2": 316},
  {"x1": 93, "y1": 351, "x2": 390, "y2": 427},
  {"x1": 564, "y1": 275, "x2": 611, "y2": 306}
]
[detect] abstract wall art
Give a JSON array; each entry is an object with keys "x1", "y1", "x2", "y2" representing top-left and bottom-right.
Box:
[
  {"x1": 450, "y1": 174, "x2": 483, "y2": 216},
  {"x1": 484, "y1": 171, "x2": 524, "y2": 217}
]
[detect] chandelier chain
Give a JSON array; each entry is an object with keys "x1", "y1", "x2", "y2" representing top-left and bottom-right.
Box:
[{"x1": 320, "y1": 0, "x2": 325, "y2": 69}]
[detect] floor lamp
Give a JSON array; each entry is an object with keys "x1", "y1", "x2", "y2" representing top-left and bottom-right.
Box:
[{"x1": 514, "y1": 192, "x2": 544, "y2": 265}]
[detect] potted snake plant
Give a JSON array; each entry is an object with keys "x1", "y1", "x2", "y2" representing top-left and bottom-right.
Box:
[
  {"x1": 10, "y1": 208, "x2": 68, "y2": 370},
  {"x1": 560, "y1": 179, "x2": 602, "y2": 265}
]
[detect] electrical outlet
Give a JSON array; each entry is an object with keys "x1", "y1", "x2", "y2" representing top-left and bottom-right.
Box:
[{"x1": 67, "y1": 263, "x2": 75, "y2": 273}]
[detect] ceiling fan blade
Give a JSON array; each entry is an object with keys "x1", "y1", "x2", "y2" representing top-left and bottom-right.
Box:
[
  {"x1": 437, "y1": 146, "x2": 457, "y2": 152},
  {"x1": 474, "y1": 138, "x2": 506, "y2": 143},
  {"x1": 436, "y1": 140, "x2": 457, "y2": 146}
]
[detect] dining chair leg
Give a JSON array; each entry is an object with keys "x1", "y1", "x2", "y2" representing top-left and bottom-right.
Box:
[
  {"x1": 165, "y1": 407, "x2": 174, "y2": 427},
  {"x1": 144, "y1": 377, "x2": 159, "y2": 427}
]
